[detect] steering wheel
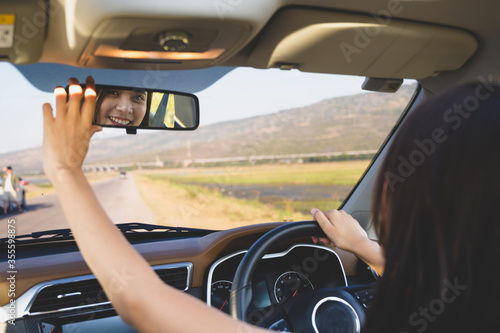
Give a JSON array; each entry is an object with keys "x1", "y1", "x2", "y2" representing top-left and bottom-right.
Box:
[{"x1": 229, "y1": 221, "x2": 366, "y2": 333}]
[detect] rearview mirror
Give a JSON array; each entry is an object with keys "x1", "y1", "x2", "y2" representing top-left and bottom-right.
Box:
[{"x1": 92, "y1": 85, "x2": 199, "y2": 134}]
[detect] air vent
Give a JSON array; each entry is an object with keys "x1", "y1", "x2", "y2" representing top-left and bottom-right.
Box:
[
  {"x1": 28, "y1": 263, "x2": 191, "y2": 314},
  {"x1": 156, "y1": 266, "x2": 189, "y2": 290},
  {"x1": 30, "y1": 278, "x2": 107, "y2": 313}
]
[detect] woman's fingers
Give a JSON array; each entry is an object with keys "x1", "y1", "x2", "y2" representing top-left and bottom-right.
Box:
[
  {"x1": 54, "y1": 77, "x2": 97, "y2": 132},
  {"x1": 90, "y1": 125, "x2": 102, "y2": 136},
  {"x1": 311, "y1": 236, "x2": 335, "y2": 247},
  {"x1": 54, "y1": 86, "x2": 67, "y2": 119},
  {"x1": 311, "y1": 208, "x2": 337, "y2": 244},
  {"x1": 318, "y1": 237, "x2": 334, "y2": 246},
  {"x1": 43, "y1": 76, "x2": 101, "y2": 180},
  {"x1": 68, "y1": 78, "x2": 84, "y2": 118},
  {"x1": 311, "y1": 208, "x2": 366, "y2": 253},
  {"x1": 311, "y1": 209, "x2": 337, "y2": 246},
  {"x1": 82, "y1": 76, "x2": 97, "y2": 125},
  {"x1": 42, "y1": 103, "x2": 54, "y2": 127},
  {"x1": 311, "y1": 208, "x2": 335, "y2": 231}
]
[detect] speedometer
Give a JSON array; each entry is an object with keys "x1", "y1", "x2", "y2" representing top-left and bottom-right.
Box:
[
  {"x1": 210, "y1": 280, "x2": 232, "y2": 314},
  {"x1": 274, "y1": 271, "x2": 314, "y2": 303}
]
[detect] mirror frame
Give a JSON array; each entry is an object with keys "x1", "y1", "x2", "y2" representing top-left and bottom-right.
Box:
[{"x1": 71, "y1": 84, "x2": 200, "y2": 134}]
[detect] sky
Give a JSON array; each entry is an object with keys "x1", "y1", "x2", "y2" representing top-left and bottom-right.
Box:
[{"x1": 0, "y1": 63, "x2": 369, "y2": 154}]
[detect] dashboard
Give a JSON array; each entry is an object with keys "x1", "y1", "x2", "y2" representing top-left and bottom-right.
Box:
[
  {"x1": 207, "y1": 244, "x2": 347, "y2": 325},
  {"x1": 0, "y1": 223, "x2": 370, "y2": 332}
]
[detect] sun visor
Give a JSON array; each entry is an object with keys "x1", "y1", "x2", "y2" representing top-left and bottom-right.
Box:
[
  {"x1": 0, "y1": 0, "x2": 47, "y2": 64},
  {"x1": 248, "y1": 7, "x2": 478, "y2": 79},
  {"x1": 14, "y1": 63, "x2": 234, "y2": 93}
]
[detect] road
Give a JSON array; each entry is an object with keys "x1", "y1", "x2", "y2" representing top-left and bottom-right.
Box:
[{"x1": 0, "y1": 176, "x2": 157, "y2": 238}]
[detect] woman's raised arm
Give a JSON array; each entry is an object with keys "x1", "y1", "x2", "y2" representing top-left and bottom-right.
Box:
[{"x1": 42, "y1": 77, "x2": 265, "y2": 333}]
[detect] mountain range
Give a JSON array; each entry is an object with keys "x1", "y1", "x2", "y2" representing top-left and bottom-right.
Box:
[{"x1": 0, "y1": 84, "x2": 416, "y2": 174}]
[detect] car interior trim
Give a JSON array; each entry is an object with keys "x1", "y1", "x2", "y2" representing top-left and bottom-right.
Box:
[
  {"x1": 5, "y1": 262, "x2": 192, "y2": 319},
  {"x1": 247, "y1": 7, "x2": 478, "y2": 79},
  {"x1": 341, "y1": 84, "x2": 423, "y2": 238}
]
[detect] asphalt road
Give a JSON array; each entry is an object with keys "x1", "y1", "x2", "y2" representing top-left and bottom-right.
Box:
[{"x1": 0, "y1": 175, "x2": 157, "y2": 238}]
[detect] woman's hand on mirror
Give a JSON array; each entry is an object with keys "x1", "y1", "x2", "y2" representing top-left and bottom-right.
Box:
[{"x1": 42, "y1": 77, "x2": 101, "y2": 180}]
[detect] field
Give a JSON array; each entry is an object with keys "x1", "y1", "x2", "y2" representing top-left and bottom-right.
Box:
[
  {"x1": 134, "y1": 160, "x2": 370, "y2": 230},
  {"x1": 24, "y1": 173, "x2": 121, "y2": 200}
]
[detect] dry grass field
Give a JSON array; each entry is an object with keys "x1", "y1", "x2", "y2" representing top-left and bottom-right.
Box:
[{"x1": 134, "y1": 160, "x2": 370, "y2": 230}]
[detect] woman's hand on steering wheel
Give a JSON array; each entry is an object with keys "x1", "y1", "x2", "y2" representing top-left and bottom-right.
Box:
[
  {"x1": 311, "y1": 208, "x2": 369, "y2": 254},
  {"x1": 311, "y1": 208, "x2": 385, "y2": 275}
]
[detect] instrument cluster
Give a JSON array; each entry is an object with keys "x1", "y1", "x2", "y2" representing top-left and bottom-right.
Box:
[{"x1": 206, "y1": 244, "x2": 347, "y2": 319}]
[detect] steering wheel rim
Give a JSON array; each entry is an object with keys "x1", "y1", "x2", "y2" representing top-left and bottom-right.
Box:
[{"x1": 229, "y1": 221, "x2": 326, "y2": 322}]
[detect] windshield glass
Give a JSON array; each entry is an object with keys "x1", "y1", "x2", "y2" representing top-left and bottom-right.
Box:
[{"x1": 0, "y1": 64, "x2": 416, "y2": 236}]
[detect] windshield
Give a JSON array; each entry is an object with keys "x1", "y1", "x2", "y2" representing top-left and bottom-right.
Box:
[{"x1": 0, "y1": 64, "x2": 416, "y2": 237}]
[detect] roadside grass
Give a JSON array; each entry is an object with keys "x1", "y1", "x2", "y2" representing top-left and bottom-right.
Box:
[
  {"x1": 134, "y1": 160, "x2": 369, "y2": 229},
  {"x1": 25, "y1": 182, "x2": 55, "y2": 200},
  {"x1": 25, "y1": 173, "x2": 119, "y2": 200},
  {"x1": 144, "y1": 160, "x2": 370, "y2": 186},
  {"x1": 134, "y1": 173, "x2": 310, "y2": 230},
  {"x1": 266, "y1": 197, "x2": 343, "y2": 215}
]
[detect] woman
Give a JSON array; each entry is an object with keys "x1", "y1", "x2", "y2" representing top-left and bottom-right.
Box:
[
  {"x1": 43, "y1": 77, "x2": 499, "y2": 332},
  {"x1": 313, "y1": 81, "x2": 500, "y2": 332},
  {"x1": 94, "y1": 87, "x2": 150, "y2": 127}
]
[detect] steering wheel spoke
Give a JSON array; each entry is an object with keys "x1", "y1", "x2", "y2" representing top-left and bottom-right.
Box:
[{"x1": 247, "y1": 302, "x2": 292, "y2": 330}]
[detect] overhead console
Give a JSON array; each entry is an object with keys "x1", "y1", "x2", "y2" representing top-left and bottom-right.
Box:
[
  {"x1": 78, "y1": 17, "x2": 251, "y2": 70},
  {"x1": 247, "y1": 7, "x2": 478, "y2": 79},
  {"x1": 0, "y1": 0, "x2": 47, "y2": 64}
]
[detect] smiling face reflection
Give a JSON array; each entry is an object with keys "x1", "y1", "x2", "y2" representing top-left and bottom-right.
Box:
[{"x1": 96, "y1": 89, "x2": 148, "y2": 126}]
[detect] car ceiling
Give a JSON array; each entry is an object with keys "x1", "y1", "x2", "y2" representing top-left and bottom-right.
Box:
[
  {"x1": 14, "y1": 64, "x2": 235, "y2": 93},
  {"x1": 3, "y1": 0, "x2": 500, "y2": 94}
]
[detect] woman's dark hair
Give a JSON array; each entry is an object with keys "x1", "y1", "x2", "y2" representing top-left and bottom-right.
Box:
[
  {"x1": 93, "y1": 88, "x2": 151, "y2": 126},
  {"x1": 367, "y1": 82, "x2": 500, "y2": 332}
]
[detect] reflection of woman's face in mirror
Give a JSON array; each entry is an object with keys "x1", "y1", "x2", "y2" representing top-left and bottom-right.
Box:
[{"x1": 96, "y1": 89, "x2": 148, "y2": 126}]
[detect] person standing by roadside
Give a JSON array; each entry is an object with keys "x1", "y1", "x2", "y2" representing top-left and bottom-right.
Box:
[{"x1": 2, "y1": 166, "x2": 23, "y2": 214}]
